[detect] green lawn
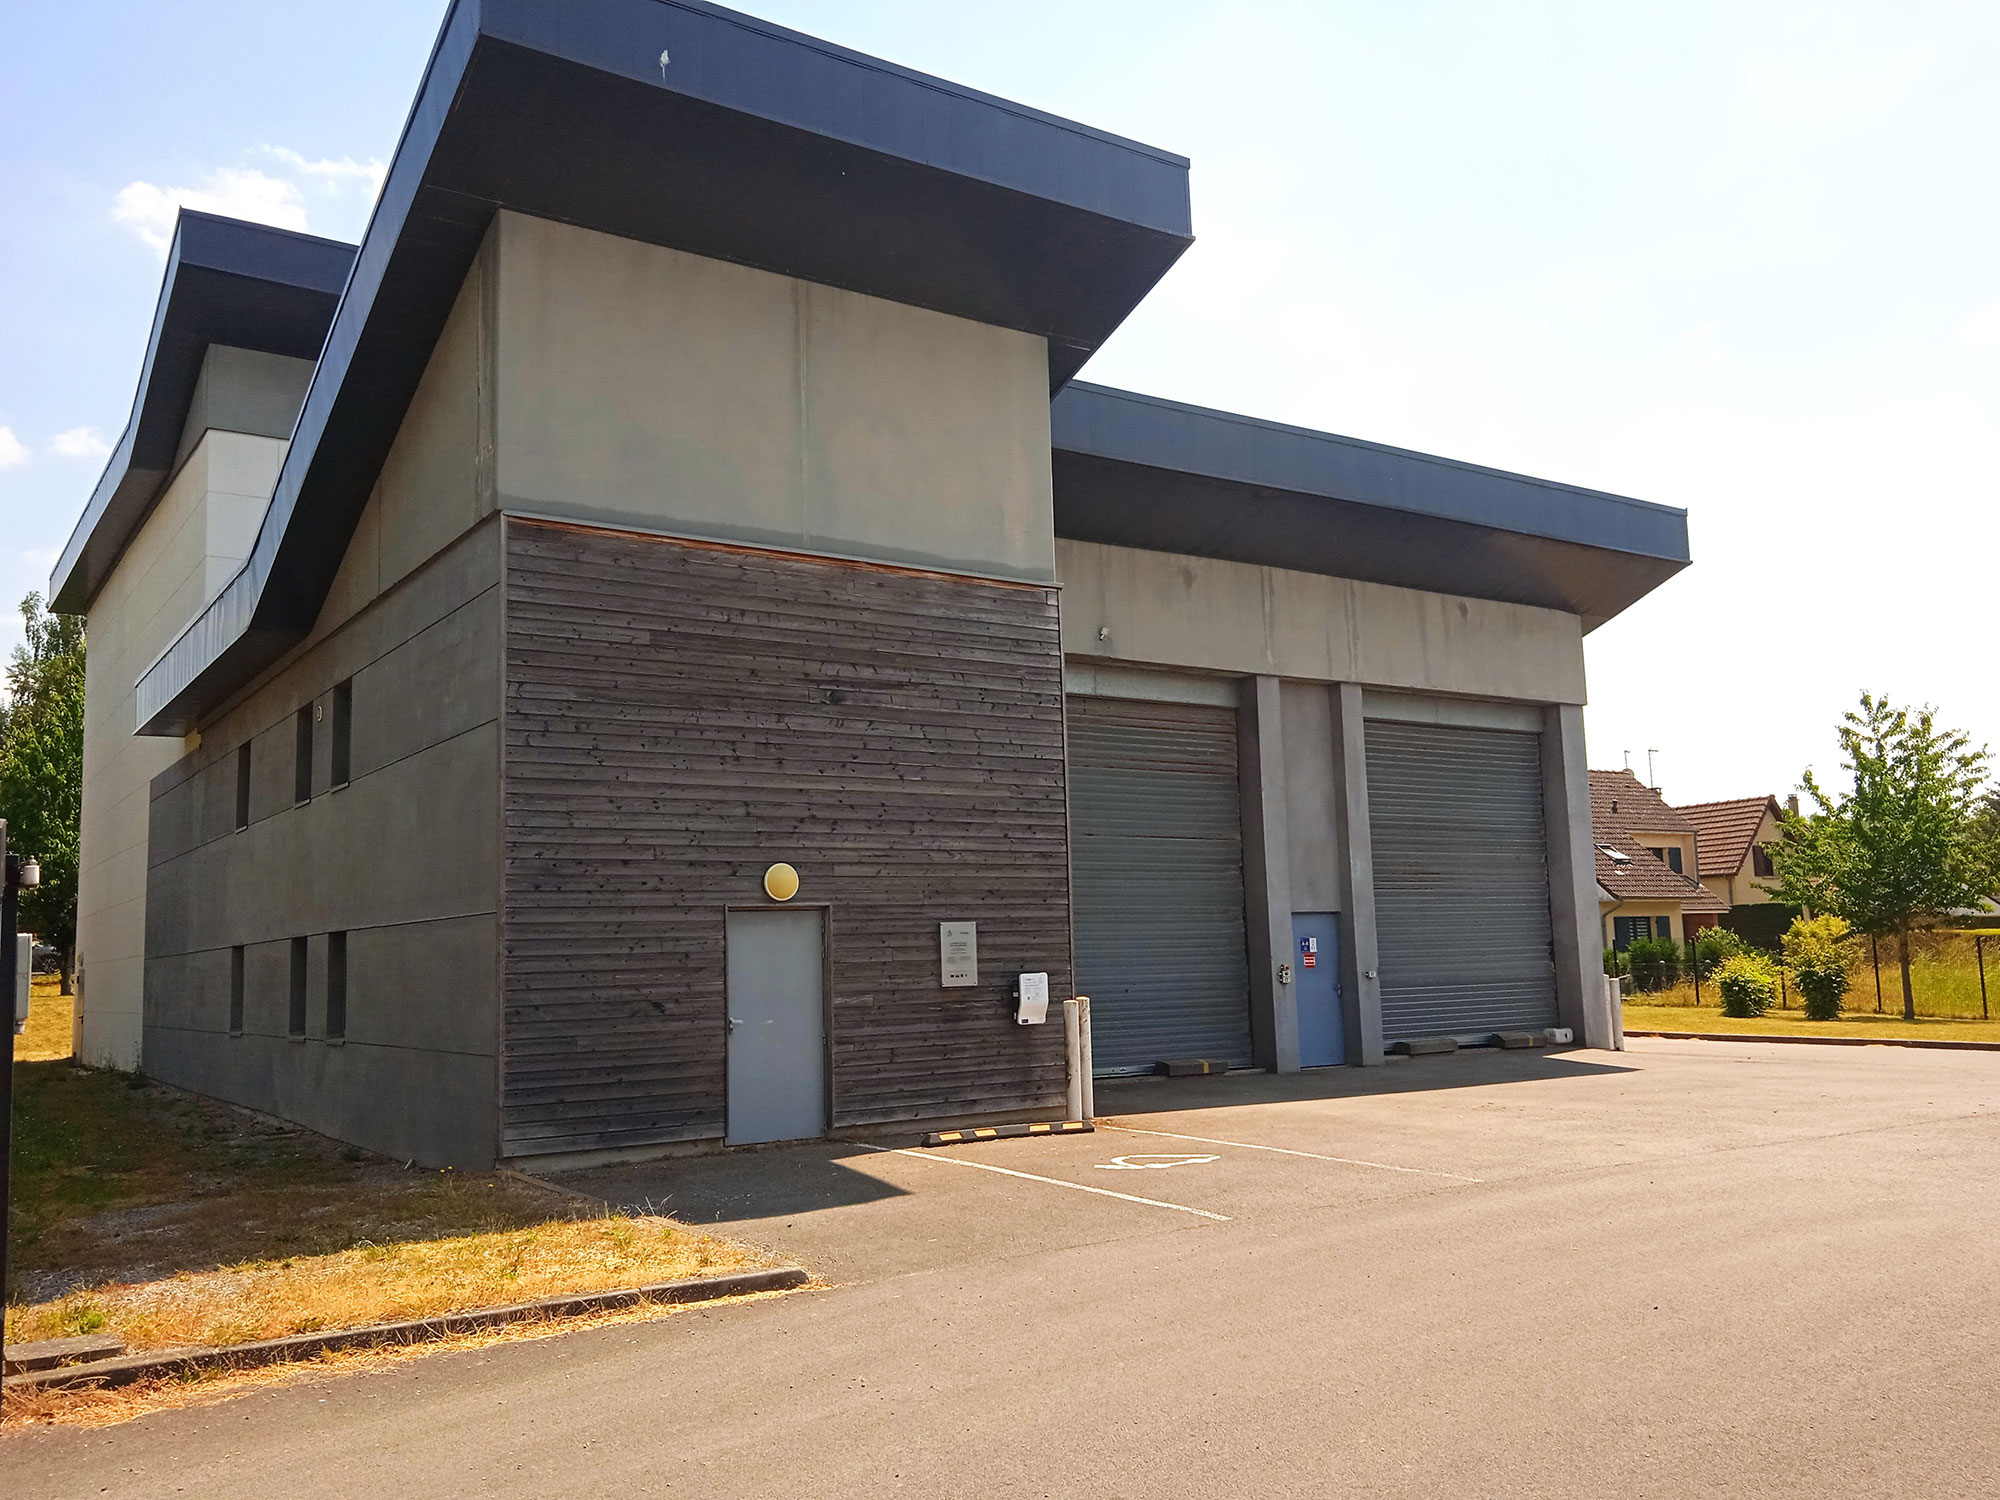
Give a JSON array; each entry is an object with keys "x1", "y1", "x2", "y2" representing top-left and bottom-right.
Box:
[{"x1": 1622, "y1": 1003, "x2": 2000, "y2": 1044}]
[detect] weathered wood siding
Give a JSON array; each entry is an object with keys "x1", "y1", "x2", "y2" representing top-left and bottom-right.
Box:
[{"x1": 501, "y1": 519, "x2": 1072, "y2": 1156}]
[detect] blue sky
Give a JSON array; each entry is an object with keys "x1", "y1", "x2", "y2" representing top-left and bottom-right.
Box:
[{"x1": 4, "y1": 1, "x2": 1997, "y2": 803}]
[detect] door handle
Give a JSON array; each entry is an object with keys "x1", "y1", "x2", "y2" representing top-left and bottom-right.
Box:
[{"x1": 728, "y1": 1016, "x2": 744, "y2": 1031}]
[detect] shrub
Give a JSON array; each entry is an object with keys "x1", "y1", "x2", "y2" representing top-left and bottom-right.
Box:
[
  {"x1": 1782, "y1": 915, "x2": 1854, "y2": 1021},
  {"x1": 1716, "y1": 953, "x2": 1780, "y2": 1017},
  {"x1": 1693, "y1": 926, "x2": 1747, "y2": 979},
  {"x1": 1625, "y1": 936, "x2": 1682, "y2": 993}
]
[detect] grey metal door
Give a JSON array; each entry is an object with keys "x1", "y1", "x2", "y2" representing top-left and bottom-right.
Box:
[
  {"x1": 1068, "y1": 696, "x2": 1253, "y2": 1074},
  {"x1": 1364, "y1": 719, "x2": 1558, "y2": 1041},
  {"x1": 725, "y1": 909, "x2": 827, "y2": 1144}
]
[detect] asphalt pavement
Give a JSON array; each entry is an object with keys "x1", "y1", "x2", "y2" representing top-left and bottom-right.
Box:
[{"x1": 9, "y1": 1038, "x2": 2000, "y2": 1498}]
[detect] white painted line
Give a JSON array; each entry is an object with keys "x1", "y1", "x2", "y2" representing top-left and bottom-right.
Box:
[
  {"x1": 1100, "y1": 1123, "x2": 1483, "y2": 1183},
  {"x1": 853, "y1": 1143, "x2": 1231, "y2": 1222}
]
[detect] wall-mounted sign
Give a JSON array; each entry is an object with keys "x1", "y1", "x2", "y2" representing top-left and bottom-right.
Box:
[
  {"x1": 1300, "y1": 934, "x2": 1317, "y2": 970},
  {"x1": 940, "y1": 921, "x2": 978, "y2": 987}
]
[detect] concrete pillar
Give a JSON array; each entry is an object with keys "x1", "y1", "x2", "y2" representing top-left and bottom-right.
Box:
[
  {"x1": 1328, "y1": 683, "x2": 1385, "y2": 1066},
  {"x1": 1543, "y1": 702, "x2": 1613, "y2": 1048},
  {"x1": 1239, "y1": 675, "x2": 1298, "y2": 1073}
]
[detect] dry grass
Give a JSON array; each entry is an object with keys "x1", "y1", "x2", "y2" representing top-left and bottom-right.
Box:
[
  {"x1": 6, "y1": 1210, "x2": 768, "y2": 1353},
  {"x1": 16, "y1": 975, "x2": 72, "y2": 1062},
  {"x1": 4, "y1": 1031, "x2": 787, "y2": 1433},
  {"x1": 1631, "y1": 931, "x2": 1998, "y2": 1019},
  {"x1": 2, "y1": 1283, "x2": 804, "y2": 1433},
  {"x1": 1622, "y1": 1002, "x2": 2000, "y2": 1043}
]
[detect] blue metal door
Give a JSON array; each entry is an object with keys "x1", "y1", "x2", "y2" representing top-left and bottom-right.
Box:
[{"x1": 1292, "y1": 913, "x2": 1345, "y2": 1067}]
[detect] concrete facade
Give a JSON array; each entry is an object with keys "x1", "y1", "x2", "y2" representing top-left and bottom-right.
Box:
[
  {"x1": 74, "y1": 425, "x2": 287, "y2": 1068},
  {"x1": 1056, "y1": 539, "x2": 1588, "y2": 704},
  {"x1": 142, "y1": 519, "x2": 504, "y2": 1170},
  {"x1": 490, "y1": 214, "x2": 1055, "y2": 583}
]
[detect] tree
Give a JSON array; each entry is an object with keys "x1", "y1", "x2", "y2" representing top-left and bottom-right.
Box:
[
  {"x1": 1768, "y1": 693, "x2": 2000, "y2": 1022},
  {"x1": 0, "y1": 594, "x2": 85, "y2": 992}
]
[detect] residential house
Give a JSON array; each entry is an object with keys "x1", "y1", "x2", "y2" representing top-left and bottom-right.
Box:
[
  {"x1": 1591, "y1": 770, "x2": 1728, "y2": 949},
  {"x1": 1677, "y1": 796, "x2": 1787, "y2": 909}
]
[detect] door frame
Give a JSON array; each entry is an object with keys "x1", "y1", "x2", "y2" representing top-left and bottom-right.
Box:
[{"x1": 722, "y1": 903, "x2": 836, "y2": 1143}]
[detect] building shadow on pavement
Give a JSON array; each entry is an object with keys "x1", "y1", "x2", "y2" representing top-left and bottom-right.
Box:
[
  {"x1": 1097, "y1": 1047, "x2": 1635, "y2": 1118},
  {"x1": 559, "y1": 1141, "x2": 911, "y2": 1229}
]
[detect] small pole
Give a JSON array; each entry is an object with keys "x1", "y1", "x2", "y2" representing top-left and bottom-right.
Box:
[
  {"x1": 0, "y1": 825, "x2": 14, "y2": 1414},
  {"x1": 1979, "y1": 935, "x2": 1988, "y2": 1022},
  {"x1": 1692, "y1": 935, "x2": 1700, "y2": 1006},
  {"x1": 1872, "y1": 935, "x2": 1883, "y2": 1013},
  {"x1": 1780, "y1": 967, "x2": 1788, "y2": 1009}
]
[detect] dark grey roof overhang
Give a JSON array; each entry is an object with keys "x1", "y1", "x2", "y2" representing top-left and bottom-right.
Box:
[
  {"x1": 129, "y1": 0, "x2": 1193, "y2": 735},
  {"x1": 47, "y1": 214, "x2": 355, "y2": 615},
  {"x1": 1050, "y1": 383, "x2": 1690, "y2": 631}
]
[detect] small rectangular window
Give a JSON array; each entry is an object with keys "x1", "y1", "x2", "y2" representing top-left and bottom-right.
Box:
[
  {"x1": 330, "y1": 679, "x2": 353, "y2": 787},
  {"x1": 326, "y1": 931, "x2": 347, "y2": 1041},
  {"x1": 294, "y1": 707, "x2": 313, "y2": 804},
  {"x1": 235, "y1": 744, "x2": 252, "y2": 830},
  {"x1": 1665, "y1": 847, "x2": 1683, "y2": 874},
  {"x1": 229, "y1": 946, "x2": 245, "y2": 1034},
  {"x1": 1752, "y1": 846, "x2": 1776, "y2": 878},
  {"x1": 289, "y1": 936, "x2": 308, "y2": 1037}
]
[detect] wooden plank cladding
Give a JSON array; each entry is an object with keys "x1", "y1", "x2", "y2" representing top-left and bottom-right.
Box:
[{"x1": 500, "y1": 519, "x2": 1073, "y2": 1156}]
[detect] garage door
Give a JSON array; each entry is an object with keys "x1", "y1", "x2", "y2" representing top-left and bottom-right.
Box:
[
  {"x1": 1364, "y1": 718, "x2": 1558, "y2": 1041},
  {"x1": 1069, "y1": 696, "x2": 1253, "y2": 1074}
]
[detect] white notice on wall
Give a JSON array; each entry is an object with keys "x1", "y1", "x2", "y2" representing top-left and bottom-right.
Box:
[{"x1": 940, "y1": 921, "x2": 978, "y2": 988}]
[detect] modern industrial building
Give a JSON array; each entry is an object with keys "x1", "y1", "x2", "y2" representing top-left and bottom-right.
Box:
[{"x1": 57, "y1": 0, "x2": 1689, "y2": 1168}]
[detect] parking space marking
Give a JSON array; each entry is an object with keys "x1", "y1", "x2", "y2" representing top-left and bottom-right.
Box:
[
  {"x1": 1094, "y1": 1154, "x2": 1219, "y2": 1171},
  {"x1": 1100, "y1": 1123, "x2": 1484, "y2": 1183},
  {"x1": 851, "y1": 1143, "x2": 1232, "y2": 1221}
]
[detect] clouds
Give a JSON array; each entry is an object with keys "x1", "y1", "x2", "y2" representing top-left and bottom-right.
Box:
[
  {"x1": 112, "y1": 146, "x2": 386, "y2": 254},
  {"x1": 1960, "y1": 304, "x2": 2000, "y2": 349},
  {"x1": 49, "y1": 426, "x2": 110, "y2": 460},
  {"x1": 0, "y1": 424, "x2": 114, "y2": 470}
]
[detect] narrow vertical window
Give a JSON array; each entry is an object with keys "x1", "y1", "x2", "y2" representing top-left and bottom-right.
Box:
[
  {"x1": 326, "y1": 931, "x2": 347, "y2": 1041},
  {"x1": 330, "y1": 679, "x2": 353, "y2": 787},
  {"x1": 235, "y1": 743, "x2": 252, "y2": 830},
  {"x1": 229, "y1": 946, "x2": 246, "y2": 1034},
  {"x1": 289, "y1": 936, "x2": 308, "y2": 1037},
  {"x1": 294, "y1": 706, "x2": 313, "y2": 804}
]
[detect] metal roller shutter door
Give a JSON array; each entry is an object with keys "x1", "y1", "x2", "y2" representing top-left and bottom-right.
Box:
[
  {"x1": 1365, "y1": 719, "x2": 1559, "y2": 1041},
  {"x1": 1069, "y1": 696, "x2": 1254, "y2": 1074}
]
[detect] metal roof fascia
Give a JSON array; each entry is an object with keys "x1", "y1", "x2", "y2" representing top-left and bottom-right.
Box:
[
  {"x1": 482, "y1": 0, "x2": 1193, "y2": 227},
  {"x1": 1051, "y1": 382, "x2": 1690, "y2": 562},
  {"x1": 47, "y1": 214, "x2": 355, "y2": 613}
]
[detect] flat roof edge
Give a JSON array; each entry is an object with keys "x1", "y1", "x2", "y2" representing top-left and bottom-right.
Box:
[{"x1": 1052, "y1": 381, "x2": 1691, "y2": 563}]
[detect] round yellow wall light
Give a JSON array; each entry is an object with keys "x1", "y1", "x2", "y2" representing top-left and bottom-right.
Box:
[{"x1": 763, "y1": 863, "x2": 801, "y2": 902}]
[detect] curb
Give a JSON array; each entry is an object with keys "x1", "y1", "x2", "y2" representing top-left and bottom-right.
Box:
[
  {"x1": 1627, "y1": 1029, "x2": 2000, "y2": 1053},
  {"x1": 3, "y1": 1266, "x2": 810, "y2": 1394},
  {"x1": 920, "y1": 1121, "x2": 1093, "y2": 1147}
]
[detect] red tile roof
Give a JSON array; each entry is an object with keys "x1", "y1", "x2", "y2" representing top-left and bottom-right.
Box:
[
  {"x1": 1589, "y1": 770, "x2": 1728, "y2": 912},
  {"x1": 1589, "y1": 769, "x2": 1696, "y2": 837},
  {"x1": 1593, "y1": 835, "x2": 1730, "y2": 910},
  {"x1": 1675, "y1": 796, "x2": 1783, "y2": 879}
]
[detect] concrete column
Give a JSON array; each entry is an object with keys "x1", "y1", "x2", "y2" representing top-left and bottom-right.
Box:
[
  {"x1": 1239, "y1": 675, "x2": 1298, "y2": 1073},
  {"x1": 1543, "y1": 702, "x2": 1613, "y2": 1048},
  {"x1": 1329, "y1": 682, "x2": 1385, "y2": 1066}
]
